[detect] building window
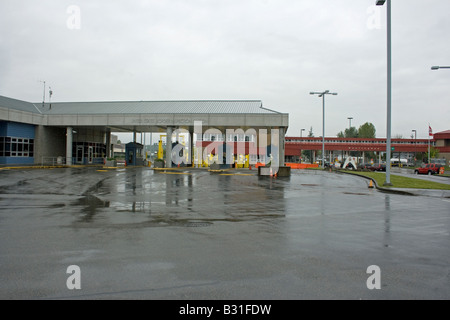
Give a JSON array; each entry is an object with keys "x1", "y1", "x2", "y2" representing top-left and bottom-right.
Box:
[
  {"x1": 0, "y1": 136, "x2": 34, "y2": 157},
  {"x1": 72, "y1": 141, "x2": 107, "y2": 163}
]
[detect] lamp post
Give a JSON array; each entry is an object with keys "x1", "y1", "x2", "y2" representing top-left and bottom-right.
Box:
[
  {"x1": 376, "y1": 0, "x2": 393, "y2": 186},
  {"x1": 300, "y1": 129, "x2": 306, "y2": 163},
  {"x1": 347, "y1": 117, "x2": 353, "y2": 130},
  {"x1": 431, "y1": 66, "x2": 450, "y2": 70},
  {"x1": 412, "y1": 129, "x2": 417, "y2": 165},
  {"x1": 300, "y1": 128, "x2": 305, "y2": 137},
  {"x1": 310, "y1": 90, "x2": 338, "y2": 168}
]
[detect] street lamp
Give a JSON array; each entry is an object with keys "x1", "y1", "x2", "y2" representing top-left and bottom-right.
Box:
[
  {"x1": 412, "y1": 129, "x2": 417, "y2": 164},
  {"x1": 310, "y1": 90, "x2": 338, "y2": 168},
  {"x1": 431, "y1": 66, "x2": 450, "y2": 70},
  {"x1": 376, "y1": 0, "x2": 393, "y2": 186},
  {"x1": 300, "y1": 128, "x2": 305, "y2": 137},
  {"x1": 347, "y1": 117, "x2": 353, "y2": 130}
]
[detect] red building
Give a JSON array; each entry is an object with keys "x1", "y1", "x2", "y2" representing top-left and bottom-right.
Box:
[
  {"x1": 285, "y1": 133, "x2": 448, "y2": 164},
  {"x1": 433, "y1": 130, "x2": 450, "y2": 164}
]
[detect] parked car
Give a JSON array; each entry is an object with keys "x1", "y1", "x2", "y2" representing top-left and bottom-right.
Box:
[
  {"x1": 414, "y1": 163, "x2": 443, "y2": 175},
  {"x1": 358, "y1": 163, "x2": 373, "y2": 170},
  {"x1": 371, "y1": 163, "x2": 386, "y2": 172}
]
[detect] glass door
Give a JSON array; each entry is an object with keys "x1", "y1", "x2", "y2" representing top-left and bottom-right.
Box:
[
  {"x1": 88, "y1": 146, "x2": 93, "y2": 164},
  {"x1": 76, "y1": 146, "x2": 84, "y2": 164}
]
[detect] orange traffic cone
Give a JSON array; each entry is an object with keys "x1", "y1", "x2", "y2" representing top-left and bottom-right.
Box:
[{"x1": 368, "y1": 180, "x2": 374, "y2": 188}]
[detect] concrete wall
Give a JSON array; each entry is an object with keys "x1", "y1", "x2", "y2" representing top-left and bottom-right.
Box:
[
  {"x1": 33, "y1": 127, "x2": 113, "y2": 165},
  {"x1": 0, "y1": 106, "x2": 45, "y2": 126},
  {"x1": 34, "y1": 126, "x2": 66, "y2": 164}
]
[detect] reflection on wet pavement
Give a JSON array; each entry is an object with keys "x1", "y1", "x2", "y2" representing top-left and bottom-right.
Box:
[{"x1": 69, "y1": 168, "x2": 288, "y2": 228}]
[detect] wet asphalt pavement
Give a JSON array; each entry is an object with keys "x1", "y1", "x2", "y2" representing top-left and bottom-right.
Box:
[{"x1": 0, "y1": 167, "x2": 449, "y2": 300}]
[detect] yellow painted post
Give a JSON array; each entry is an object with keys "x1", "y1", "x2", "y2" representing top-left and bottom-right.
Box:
[{"x1": 157, "y1": 140, "x2": 164, "y2": 160}]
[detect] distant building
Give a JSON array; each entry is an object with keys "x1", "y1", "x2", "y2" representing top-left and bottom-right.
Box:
[
  {"x1": 285, "y1": 131, "x2": 450, "y2": 165},
  {"x1": 434, "y1": 130, "x2": 450, "y2": 165}
]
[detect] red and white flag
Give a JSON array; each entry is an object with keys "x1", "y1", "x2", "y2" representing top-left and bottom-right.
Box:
[{"x1": 429, "y1": 125, "x2": 433, "y2": 138}]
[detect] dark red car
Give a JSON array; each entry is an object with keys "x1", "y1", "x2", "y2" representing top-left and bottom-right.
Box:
[
  {"x1": 370, "y1": 163, "x2": 386, "y2": 172},
  {"x1": 414, "y1": 163, "x2": 443, "y2": 175}
]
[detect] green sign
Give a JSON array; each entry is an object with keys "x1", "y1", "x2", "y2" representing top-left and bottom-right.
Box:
[{"x1": 391, "y1": 147, "x2": 395, "y2": 151}]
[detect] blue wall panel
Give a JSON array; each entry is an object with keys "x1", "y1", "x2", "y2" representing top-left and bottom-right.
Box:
[
  {"x1": 5, "y1": 121, "x2": 35, "y2": 138},
  {"x1": 0, "y1": 121, "x2": 7, "y2": 136},
  {"x1": 0, "y1": 157, "x2": 35, "y2": 165},
  {"x1": 0, "y1": 121, "x2": 36, "y2": 165}
]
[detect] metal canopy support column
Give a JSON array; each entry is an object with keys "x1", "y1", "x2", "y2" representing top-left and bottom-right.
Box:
[
  {"x1": 279, "y1": 127, "x2": 286, "y2": 166},
  {"x1": 166, "y1": 126, "x2": 173, "y2": 167},
  {"x1": 66, "y1": 127, "x2": 73, "y2": 166},
  {"x1": 189, "y1": 127, "x2": 194, "y2": 166},
  {"x1": 105, "y1": 129, "x2": 111, "y2": 158}
]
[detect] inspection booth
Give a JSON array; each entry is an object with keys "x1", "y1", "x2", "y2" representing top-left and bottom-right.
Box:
[{"x1": 125, "y1": 142, "x2": 144, "y2": 166}]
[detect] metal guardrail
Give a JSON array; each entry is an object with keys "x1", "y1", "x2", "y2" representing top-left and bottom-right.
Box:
[
  {"x1": 40, "y1": 157, "x2": 105, "y2": 166},
  {"x1": 40, "y1": 157, "x2": 66, "y2": 166}
]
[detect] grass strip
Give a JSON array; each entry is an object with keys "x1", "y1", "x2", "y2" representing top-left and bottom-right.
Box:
[{"x1": 348, "y1": 171, "x2": 450, "y2": 190}]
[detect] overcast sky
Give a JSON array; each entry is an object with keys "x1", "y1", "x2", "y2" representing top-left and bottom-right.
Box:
[{"x1": 1, "y1": 0, "x2": 449, "y2": 142}]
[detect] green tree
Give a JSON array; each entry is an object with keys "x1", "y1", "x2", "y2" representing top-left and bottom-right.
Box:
[
  {"x1": 358, "y1": 122, "x2": 376, "y2": 138},
  {"x1": 302, "y1": 127, "x2": 314, "y2": 163},
  {"x1": 337, "y1": 127, "x2": 358, "y2": 138},
  {"x1": 357, "y1": 122, "x2": 376, "y2": 161},
  {"x1": 345, "y1": 127, "x2": 359, "y2": 138},
  {"x1": 424, "y1": 147, "x2": 440, "y2": 161}
]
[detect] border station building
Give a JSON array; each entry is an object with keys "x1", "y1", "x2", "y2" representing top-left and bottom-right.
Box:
[{"x1": 0, "y1": 95, "x2": 288, "y2": 167}]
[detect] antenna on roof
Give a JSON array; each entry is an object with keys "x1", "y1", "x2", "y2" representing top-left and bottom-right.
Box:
[
  {"x1": 38, "y1": 80, "x2": 46, "y2": 108},
  {"x1": 49, "y1": 87, "x2": 53, "y2": 110}
]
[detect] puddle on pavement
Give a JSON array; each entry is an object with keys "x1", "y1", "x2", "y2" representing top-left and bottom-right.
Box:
[
  {"x1": 70, "y1": 191, "x2": 285, "y2": 228},
  {"x1": 74, "y1": 195, "x2": 110, "y2": 222}
]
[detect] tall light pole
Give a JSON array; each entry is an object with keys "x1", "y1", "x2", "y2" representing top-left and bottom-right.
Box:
[
  {"x1": 300, "y1": 128, "x2": 305, "y2": 137},
  {"x1": 431, "y1": 66, "x2": 450, "y2": 70},
  {"x1": 310, "y1": 90, "x2": 338, "y2": 168},
  {"x1": 377, "y1": 0, "x2": 393, "y2": 186},
  {"x1": 412, "y1": 129, "x2": 417, "y2": 164},
  {"x1": 300, "y1": 128, "x2": 305, "y2": 163},
  {"x1": 347, "y1": 117, "x2": 353, "y2": 130}
]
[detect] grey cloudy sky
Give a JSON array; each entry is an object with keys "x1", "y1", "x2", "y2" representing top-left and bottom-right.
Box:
[{"x1": 1, "y1": 0, "x2": 449, "y2": 141}]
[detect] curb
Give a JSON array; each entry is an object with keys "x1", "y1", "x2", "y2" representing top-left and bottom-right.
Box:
[{"x1": 335, "y1": 170, "x2": 417, "y2": 196}]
